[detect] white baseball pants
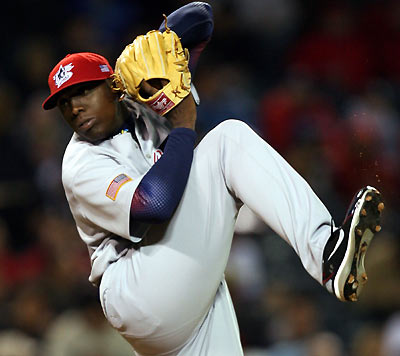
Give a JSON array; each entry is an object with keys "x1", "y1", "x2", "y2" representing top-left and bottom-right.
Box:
[{"x1": 99, "y1": 120, "x2": 333, "y2": 356}]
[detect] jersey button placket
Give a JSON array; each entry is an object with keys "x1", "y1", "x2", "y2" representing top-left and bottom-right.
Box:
[{"x1": 145, "y1": 153, "x2": 153, "y2": 165}]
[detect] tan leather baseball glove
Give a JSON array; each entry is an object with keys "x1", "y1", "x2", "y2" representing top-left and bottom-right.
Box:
[{"x1": 113, "y1": 27, "x2": 191, "y2": 116}]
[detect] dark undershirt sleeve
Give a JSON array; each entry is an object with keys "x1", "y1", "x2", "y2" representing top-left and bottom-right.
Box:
[{"x1": 130, "y1": 127, "x2": 197, "y2": 224}]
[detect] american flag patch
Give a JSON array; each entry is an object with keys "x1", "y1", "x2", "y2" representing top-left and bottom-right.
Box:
[
  {"x1": 106, "y1": 174, "x2": 132, "y2": 201},
  {"x1": 99, "y1": 64, "x2": 110, "y2": 72}
]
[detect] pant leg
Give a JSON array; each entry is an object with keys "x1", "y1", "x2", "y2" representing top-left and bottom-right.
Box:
[
  {"x1": 216, "y1": 119, "x2": 333, "y2": 283},
  {"x1": 177, "y1": 279, "x2": 243, "y2": 356}
]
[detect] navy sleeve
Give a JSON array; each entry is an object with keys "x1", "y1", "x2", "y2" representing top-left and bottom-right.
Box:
[{"x1": 130, "y1": 128, "x2": 196, "y2": 224}]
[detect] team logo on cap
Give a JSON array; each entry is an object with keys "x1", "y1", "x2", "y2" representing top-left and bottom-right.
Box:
[{"x1": 53, "y1": 63, "x2": 74, "y2": 88}]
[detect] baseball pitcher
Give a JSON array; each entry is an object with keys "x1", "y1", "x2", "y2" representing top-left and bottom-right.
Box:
[{"x1": 42, "y1": 2, "x2": 384, "y2": 355}]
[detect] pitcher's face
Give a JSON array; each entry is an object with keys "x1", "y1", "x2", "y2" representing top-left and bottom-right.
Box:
[{"x1": 58, "y1": 80, "x2": 123, "y2": 143}]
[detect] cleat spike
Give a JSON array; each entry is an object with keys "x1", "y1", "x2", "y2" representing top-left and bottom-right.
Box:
[
  {"x1": 361, "y1": 208, "x2": 367, "y2": 216},
  {"x1": 378, "y1": 202, "x2": 384, "y2": 212},
  {"x1": 349, "y1": 293, "x2": 358, "y2": 302},
  {"x1": 356, "y1": 228, "x2": 363, "y2": 236},
  {"x1": 352, "y1": 281, "x2": 359, "y2": 289},
  {"x1": 348, "y1": 274, "x2": 355, "y2": 284},
  {"x1": 375, "y1": 225, "x2": 382, "y2": 232},
  {"x1": 361, "y1": 273, "x2": 368, "y2": 282},
  {"x1": 365, "y1": 195, "x2": 372, "y2": 201}
]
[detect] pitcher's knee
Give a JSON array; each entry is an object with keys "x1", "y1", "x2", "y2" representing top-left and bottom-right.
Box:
[
  {"x1": 196, "y1": 119, "x2": 258, "y2": 163},
  {"x1": 211, "y1": 119, "x2": 253, "y2": 140},
  {"x1": 214, "y1": 119, "x2": 250, "y2": 132}
]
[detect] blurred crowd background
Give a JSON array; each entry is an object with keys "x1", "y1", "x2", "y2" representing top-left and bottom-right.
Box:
[{"x1": 1, "y1": 0, "x2": 399, "y2": 355}]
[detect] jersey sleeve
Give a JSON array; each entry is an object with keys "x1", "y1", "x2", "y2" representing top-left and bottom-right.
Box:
[
  {"x1": 65, "y1": 128, "x2": 196, "y2": 242},
  {"x1": 68, "y1": 152, "x2": 146, "y2": 242},
  {"x1": 130, "y1": 128, "x2": 197, "y2": 223}
]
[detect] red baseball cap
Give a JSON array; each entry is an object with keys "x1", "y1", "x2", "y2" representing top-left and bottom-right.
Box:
[{"x1": 42, "y1": 52, "x2": 114, "y2": 110}]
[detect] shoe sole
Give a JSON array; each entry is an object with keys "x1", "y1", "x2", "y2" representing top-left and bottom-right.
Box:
[{"x1": 334, "y1": 186, "x2": 384, "y2": 302}]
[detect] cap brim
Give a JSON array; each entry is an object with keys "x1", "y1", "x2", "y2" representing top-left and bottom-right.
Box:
[
  {"x1": 42, "y1": 78, "x2": 109, "y2": 110},
  {"x1": 42, "y1": 93, "x2": 60, "y2": 110}
]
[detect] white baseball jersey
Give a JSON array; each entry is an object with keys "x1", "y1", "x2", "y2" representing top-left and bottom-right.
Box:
[
  {"x1": 62, "y1": 101, "x2": 334, "y2": 355},
  {"x1": 62, "y1": 101, "x2": 171, "y2": 285}
]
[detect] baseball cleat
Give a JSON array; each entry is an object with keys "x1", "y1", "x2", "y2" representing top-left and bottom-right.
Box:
[{"x1": 322, "y1": 186, "x2": 384, "y2": 302}]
